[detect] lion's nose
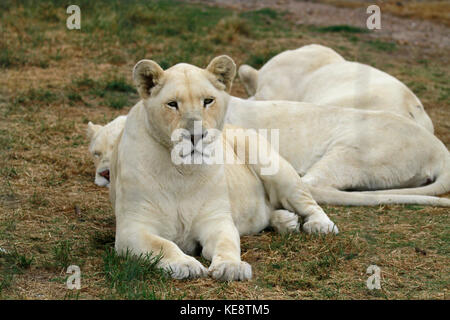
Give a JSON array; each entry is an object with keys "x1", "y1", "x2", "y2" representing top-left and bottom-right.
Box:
[
  {"x1": 190, "y1": 131, "x2": 207, "y2": 146},
  {"x1": 99, "y1": 169, "x2": 110, "y2": 181}
]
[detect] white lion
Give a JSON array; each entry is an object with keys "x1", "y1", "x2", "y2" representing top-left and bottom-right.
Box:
[
  {"x1": 238, "y1": 44, "x2": 434, "y2": 133},
  {"x1": 226, "y1": 97, "x2": 450, "y2": 206},
  {"x1": 87, "y1": 102, "x2": 450, "y2": 207},
  {"x1": 87, "y1": 115, "x2": 127, "y2": 187},
  {"x1": 109, "y1": 56, "x2": 338, "y2": 281}
]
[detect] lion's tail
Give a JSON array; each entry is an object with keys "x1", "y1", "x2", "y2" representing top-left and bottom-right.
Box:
[{"x1": 308, "y1": 187, "x2": 450, "y2": 207}]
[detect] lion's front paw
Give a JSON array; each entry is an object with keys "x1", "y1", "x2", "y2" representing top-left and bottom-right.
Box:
[
  {"x1": 303, "y1": 214, "x2": 339, "y2": 234},
  {"x1": 270, "y1": 209, "x2": 300, "y2": 234},
  {"x1": 208, "y1": 260, "x2": 252, "y2": 281},
  {"x1": 164, "y1": 256, "x2": 208, "y2": 280}
]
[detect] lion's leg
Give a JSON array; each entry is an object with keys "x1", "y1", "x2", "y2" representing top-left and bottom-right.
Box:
[
  {"x1": 115, "y1": 224, "x2": 207, "y2": 279},
  {"x1": 245, "y1": 132, "x2": 338, "y2": 234},
  {"x1": 272, "y1": 176, "x2": 339, "y2": 234},
  {"x1": 193, "y1": 214, "x2": 252, "y2": 281}
]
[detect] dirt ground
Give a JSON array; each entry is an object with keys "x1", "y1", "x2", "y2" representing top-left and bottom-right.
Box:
[{"x1": 190, "y1": 0, "x2": 450, "y2": 48}]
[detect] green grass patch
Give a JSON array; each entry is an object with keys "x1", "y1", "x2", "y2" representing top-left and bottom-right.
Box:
[
  {"x1": 365, "y1": 39, "x2": 397, "y2": 52},
  {"x1": 46, "y1": 240, "x2": 75, "y2": 270},
  {"x1": 0, "y1": 248, "x2": 33, "y2": 294},
  {"x1": 245, "y1": 50, "x2": 280, "y2": 69},
  {"x1": 102, "y1": 248, "x2": 179, "y2": 300},
  {"x1": 0, "y1": 130, "x2": 16, "y2": 151},
  {"x1": 105, "y1": 94, "x2": 129, "y2": 110},
  {"x1": 14, "y1": 88, "x2": 59, "y2": 107},
  {"x1": 312, "y1": 25, "x2": 368, "y2": 34},
  {"x1": 104, "y1": 77, "x2": 135, "y2": 93},
  {"x1": 67, "y1": 74, "x2": 137, "y2": 109}
]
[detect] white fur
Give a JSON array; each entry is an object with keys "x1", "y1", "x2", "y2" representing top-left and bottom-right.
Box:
[
  {"x1": 109, "y1": 57, "x2": 337, "y2": 281},
  {"x1": 87, "y1": 99, "x2": 450, "y2": 207},
  {"x1": 239, "y1": 44, "x2": 434, "y2": 133},
  {"x1": 87, "y1": 115, "x2": 127, "y2": 187},
  {"x1": 226, "y1": 97, "x2": 450, "y2": 206}
]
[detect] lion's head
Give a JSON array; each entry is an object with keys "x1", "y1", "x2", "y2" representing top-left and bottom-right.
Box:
[
  {"x1": 132, "y1": 55, "x2": 236, "y2": 163},
  {"x1": 87, "y1": 115, "x2": 126, "y2": 187}
]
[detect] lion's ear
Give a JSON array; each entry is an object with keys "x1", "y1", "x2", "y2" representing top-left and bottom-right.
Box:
[
  {"x1": 206, "y1": 55, "x2": 236, "y2": 92},
  {"x1": 87, "y1": 121, "x2": 102, "y2": 140},
  {"x1": 238, "y1": 64, "x2": 258, "y2": 97},
  {"x1": 133, "y1": 59, "x2": 164, "y2": 99}
]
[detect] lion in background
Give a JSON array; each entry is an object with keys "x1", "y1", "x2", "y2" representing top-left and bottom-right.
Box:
[{"x1": 239, "y1": 44, "x2": 434, "y2": 133}]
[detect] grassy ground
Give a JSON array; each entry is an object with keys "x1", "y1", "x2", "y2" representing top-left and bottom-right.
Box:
[{"x1": 0, "y1": 0, "x2": 449, "y2": 299}]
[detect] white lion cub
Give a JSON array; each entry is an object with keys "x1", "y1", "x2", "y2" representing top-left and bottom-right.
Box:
[
  {"x1": 239, "y1": 44, "x2": 434, "y2": 133},
  {"x1": 109, "y1": 56, "x2": 337, "y2": 281}
]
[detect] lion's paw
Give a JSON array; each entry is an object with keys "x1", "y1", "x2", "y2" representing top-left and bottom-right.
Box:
[
  {"x1": 164, "y1": 256, "x2": 208, "y2": 280},
  {"x1": 209, "y1": 260, "x2": 252, "y2": 281},
  {"x1": 303, "y1": 214, "x2": 339, "y2": 234},
  {"x1": 270, "y1": 210, "x2": 299, "y2": 234}
]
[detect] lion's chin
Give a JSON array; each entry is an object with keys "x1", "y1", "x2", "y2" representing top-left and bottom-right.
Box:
[{"x1": 95, "y1": 172, "x2": 110, "y2": 187}]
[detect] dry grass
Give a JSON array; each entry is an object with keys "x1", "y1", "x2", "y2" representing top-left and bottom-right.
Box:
[{"x1": 0, "y1": 0, "x2": 449, "y2": 300}]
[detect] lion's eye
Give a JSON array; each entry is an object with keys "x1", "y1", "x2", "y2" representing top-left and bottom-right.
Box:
[
  {"x1": 167, "y1": 101, "x2": 178, "y2": 109},
  {"x1": 204, "y1": 98, "x2": 214, "y2": 108},
  {"x1": 93, "y1": 152, "x2": 101, "y2": 158}
]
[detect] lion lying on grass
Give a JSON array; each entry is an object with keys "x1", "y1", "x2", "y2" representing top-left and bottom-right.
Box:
[
  {"x1": 107, "y1": 56, "x2": 338, "y2": 281},
  {"x1": 88, "y1": 101, "x2": 450, "y2": 207},
  {"x1": 238, "y1": 44, "x2": 434, "y2": 133},
  {"x1": 226, "y1": 97, "x2": 450, "y2": 206}
]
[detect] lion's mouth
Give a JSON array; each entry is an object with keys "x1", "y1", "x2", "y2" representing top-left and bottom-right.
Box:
[
  {"x1": 181, "y1": 148, "x2": 204, "y2": 159},
  {"x1": 98, "y1": 169, "x2": 110, "y2": 181}
]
